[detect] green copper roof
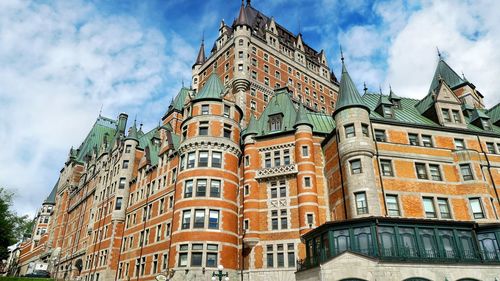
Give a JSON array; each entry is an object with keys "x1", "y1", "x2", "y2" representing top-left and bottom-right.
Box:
[
  {"x1": 169, "y1": 87, "x2": 190, "y2": 112},
  {"x1": 487, "y1": 103, "x2": 500, "y2": 124},
  {"x1": 377, "y1": 93, "x2": 393, "y2": 106},
  {"x1": 126, "y1": 121, "x2": 139, "y2": 141},
  {"x1": 294, "y1": 104, "x2": 313, "y2": 128},
  {"x1": 428, "y1": 59, "x2": 465, "y2": 94},
  {"x1": 43, "y1": 180, "x2": 58, "y2": 205},
  {"x1": 193, "y1": 73, "x2": 224, "y2": 101},
  {"x1": 138, "y1": 128, "x2": 160, "y2": 166},
  {"x1": 362, "y1": 93, "x2": 500, "y2": 134},
  {"x1": 306, "y1": 112, "x2": 335, "y2": 134},
  {"x1": 334, "y1": 62, "x2": 368, "y2": 114},
  {"x1": 415, "y1": 92, "x2": 435, "y2": 114},
  {"x1": 470, "y1": 108, "x2": 490, "y2": 123},
  {"x1": 242, "y1": 114, "x2": 259, "y2": 138},
  {"x1": 76, "y1": 116, "x2": 117, "y2": 162},
  {"x1": 389, "y1": 87, "x2": 401, "y2": 100}
]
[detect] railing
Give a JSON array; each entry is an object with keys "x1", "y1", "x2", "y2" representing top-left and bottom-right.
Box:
[
  {"x1": 297, "y1": 247, "x2": 500, "y2": 271},
  {"x1": 255, "y1": 164, "x2": 298, "y2": 179}
]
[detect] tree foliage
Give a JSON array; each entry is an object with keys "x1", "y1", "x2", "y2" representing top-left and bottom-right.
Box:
[{"x1": 0, "y1": 188, "x2": 34, "y2": 260}]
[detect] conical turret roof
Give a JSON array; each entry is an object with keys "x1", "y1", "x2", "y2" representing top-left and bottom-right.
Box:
[
  {"x1": 126, "y1": 120, "x2": 139, "y2": 141},
  {"x1": 294, "y1": 104, "x2": 313, "y2": 128},
  {"x1": 333, "y1": 61, "x2": 369, "y2": 116},
  {"x1": 428, "y1": 58, "x2": 465, "y2": 94},
  {"x1": 242, "y1": 114, "x2": 258, "y2": 138},
  {"x1": 193, "y1": 73, "x2": 224, "y2": 101},
  {"x1": 235, "y1": 2, "x2": 250, "y2": 27},
  {"x1": 194, "y1": 40, "x2": 206, "y2": 66}
]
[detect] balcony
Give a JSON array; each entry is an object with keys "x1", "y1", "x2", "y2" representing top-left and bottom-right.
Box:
[
  {"x1": 255, "y1": 164, "x2": 297, "y2": 180},
  {"x1": 297, "y1": 217, "x2": 500, "y2": 271}
]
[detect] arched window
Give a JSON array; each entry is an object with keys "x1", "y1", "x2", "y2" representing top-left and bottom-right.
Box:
[{"x1": 239, "y1": 39, "x2": 244, "y2": 46}]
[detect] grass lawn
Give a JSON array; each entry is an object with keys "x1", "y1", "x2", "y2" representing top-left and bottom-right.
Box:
[{"x1": 0, "y1": 276, "x2": 54, "y2": 281}]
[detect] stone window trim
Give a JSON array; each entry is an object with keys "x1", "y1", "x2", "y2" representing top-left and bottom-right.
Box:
[
  {"x1": 468, "y1": 197, "x2": 486, "y2": 219},
  {"x1": 176, "y1": 242, "x2": 219, "y2": 268},
  {"x1": 179, "y1": 207, "x2": 221, "y2": 231},
  {"x1": 408, "y1": 132, "x2": 434, "y2": 147},
  {"x1": 306, "y1": 212, "x2": 315, "y2": 228},
  {"x1": 269, "y1": 208, "x2": 289, "y2": 231},
  {"x1": 385, "y1": 194, "x2": 401, "y2": 217},
  {"x1": 414, "y1": 162, "x2": 444, "y2": 182},
  {"x1": 182, "y1": 178, "x2": 223, "y2": 199},
  {"x1": 303, "y1": 176, "x2": 312, "y2": 188},
  {"x1": 379, "y1": 159, "x2": 394, "y2": 177},
  {"x1": 301, "y1": 145, "x2": 310, "y2": 158},
  {"x1": 261, "y1": 147, "x2": 294, "y2": 168},
  {"x1": 454, "y1": 138, "x2": 466, "y2": 150},
  {"x1": 459, "y1": 163, "x2": 475, "y2": 181},
  {"x1": 422, "y1": 196, "x2": 453, "y2": 219},
  {"x1": 265, "y1": 242, "x2": 296, "y2": 268},
  {"x1": 349, "y1": 158, "x2": 362, "y2": 175},
  {"x1": 355, "y1": 192, "x2": 368, "y2": 215},
  {"x1": 180, "y1": 150, "x2": 224, "y2": 171}
]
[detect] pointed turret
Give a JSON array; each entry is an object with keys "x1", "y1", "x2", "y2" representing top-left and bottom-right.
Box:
[
  {"x1": 428, "y1": 56, "x2": 465, "y2": 94},
  {"x1": 43, "y1": 180, "x2": 58, "y2": 205},
  {"x1": 242, "y1": 114, "x2": 259, "y2": 138},
  {"x1": 333, "y1": 59, "x2": 369, "y2": 117},
  {"x1": 294, "y1": 104, "x2": 313, "y2": 129},
  {"x1": 193, "y1": 40, "x2": 206, "y2": 67},
  {"x1": 235, "y1": 1, "x2": 250, "y2": 27},
  {"x1": 388, "y1": 85, "x2": 401, "y2": 101},
  {"x1": 126, "y1": 121, "x2": 139, "y2": 141},
  {"x1": 193, "y1": 73, "x2": 224, "y2": 101}
]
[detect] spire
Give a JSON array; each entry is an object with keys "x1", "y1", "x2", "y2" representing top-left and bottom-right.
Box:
[
  {"x1": 437, "y1": 46, "x2": 442, "y2": 60},
  {"x1": 126, "y1": 120, "x2": 139, "y2": 141},
  {"x1": 246, "y1": 0, "x2": 251, "y2": 6},
  {"x1": 388, "y1": 84, "x2": 401, "y2": 100},
  {"x1": 428, "y1": 55, "x2": 465, "y2": 94},
  {"x1": 194, "y1": 38, "x2": 206, "y2": 66},
  {"x1": 235, "y1": 1, "x2": 250, "y2": 27},
  {"x1": 363, "y1": 82, "x2": 368, "y2": 95},
  {"x1": 294, "y1": 104, "x2": 313, "y2": 129},
  {"x1": 243, "y1": 114, "x2": 259, "y2": 138},
  {"x1": 333, "y1": 55, "x2": 369, "y2": 116}
]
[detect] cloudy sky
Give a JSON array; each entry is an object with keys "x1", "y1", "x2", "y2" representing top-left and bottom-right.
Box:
[{"x1": 1, "y1": 0, "x2": 499, "y2": 217}]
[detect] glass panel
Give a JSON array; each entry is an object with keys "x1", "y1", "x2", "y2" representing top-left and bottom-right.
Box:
[
  {"x1": 196, "y1": 180, "x2": 207, "y2": 197},
  {"x1": 194, "y1": 210, "x2": 205, "y2": 228},
  {"x1": 212, "y1": 152, "x2": 222, "y2": 168},
  {"x1": 333, "y1": 229, "x2": 350, "y2": 254},
  {"x1": 191, "y1": 252, "x2": 202, "y2": 267},
  {"x1": 209, "y1": 210, "x2": 219, "y2": 229},
  {"x1": 353, "y1": 227, "x2": 372, "y2": 255},
  {"x1": 478, "y1": 233, "x2": 500, "y2": 260},
  {"x1": 355, "y1": 192, "x2": 368, "y2": 214},
  {"x1": 399, "y1": 227, "x2": 418, "y2": 257},
  {"x1": 206, "y1": 253, "x2": 217, "y2": 267},
  {"x1": 210, "y1": 180, "x2": 221, "y2": 197},
  {"x1": 439, "y1": 230, "x2": 456, "y2": 258},
  {"x1": 423, "y1": 198, "x2": 436, "y2": 218},
  {"x1": 379, "y1": 227, "x2": 397, "y2": 257},
  {"x1": 419, "y1": 229, "x2": 438, "y2": 258}
]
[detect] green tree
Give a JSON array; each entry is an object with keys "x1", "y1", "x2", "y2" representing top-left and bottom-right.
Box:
[{"x1": 0, "y1": 188, "x2": 34, "y2": 260}]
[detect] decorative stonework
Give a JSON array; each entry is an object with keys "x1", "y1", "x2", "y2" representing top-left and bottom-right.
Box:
[
  {"x1": 179, "y1": 137, "x2": 242, "y2": 157},
  {"x1": 255, "y1": 164, "x2": 298, "y2": 180}
]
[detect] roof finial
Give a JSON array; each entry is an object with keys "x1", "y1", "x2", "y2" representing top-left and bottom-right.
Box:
[
  {"x1": 99, "y1": 104, "x2": 103, "y2": 117},
  {"x1": 437, "y1": 46, "x2": 442, "y2": 60},
  {"x1": 298, "y1": 18, "x2": 302, "y2": 35},
  {"x1": 182, "y1": 79, "x2": 184, "y2": 88},
  {"x1": 379, "y1": 85, "x2": 383, "y2": 95},
  {"x1": 340, "y1": 45, "x2": 344, "y2": 63},
  {"x1": 363, "y1": 82, "x2": 368, "y2": 94},
  {"x1": 389, "y1": 84, "x2": 392, "y2": 92},
  {"x1": 246, "y1": 0, "x2": 251, "y2": 6},
  {"x1": 461, "y1": 71, "x2": 467, "y2": 80},
  {"x1": 241, "y1": 0, "x2": 244, "y2": 6}
]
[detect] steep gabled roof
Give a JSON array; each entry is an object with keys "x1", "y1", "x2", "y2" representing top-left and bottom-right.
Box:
[
  {"x1": 487, "y1": 103, "x2": 500, "y2": 124},
  {"x1": 43, "y1": 180, "x2": 58, "y2": 205},
  {"x1": 428, "y1": 59, "x2": 465, "y2": 94},
  {"x1": 334, "y1": 62, "x2": 369, "y2": 115},
  {"x1": 75, "y1": 116, "x2": 117, "y2": 162},
  {"x1": 169, "y1": 87, "x2": 190, "y2": 112},
  {"x1": 194, "y1": 40, "x2": 206, "y2": 66},
  {"x1": 138, "y1": 127, "x2": 161, "y2": 166},
  {"x1": 193, "y1": 73, "x2": 224, "y2": 101}
]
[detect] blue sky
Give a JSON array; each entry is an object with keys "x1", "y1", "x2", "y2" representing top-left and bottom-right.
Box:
[{"x1": 1, "y1": 0, "x2": 499, "y2": 217}]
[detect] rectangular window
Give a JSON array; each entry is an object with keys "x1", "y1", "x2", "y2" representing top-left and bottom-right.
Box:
[
  {"x1": 271, "y1": 211, "x2": 279, "y2": 230},
  {"x1": 198, "y1": 151, "x2": 209, "y2": 167},
  {"x1": 442, "y1": 109, "x2": 451, "y2": 122},
  {"x1": 210, "y1": 180, "x2": 221, "y2": 197},
  {"x1": 211, "y1": 151, "x2": 222, "y2": 168},
  {"x1": 422, "y1": 135, "x2": 433, "y2": 147},
  {"x1": 265, "y1": 152, "x2": 272, "y2": 168},
  {"x1": 125, "y1": 145, "x2": 131, "y2": 153},
  {"x1": 274, "y1": 151, "x2": 281, "y2": 167},
  {"x1": 375, "y1": 129, "x2": 386, "y2": 142},
  {"x1": 361, "y1": 124, "x2": 369, "y2": 137},
  {"x1": 486, "y1": 142, "x2": 496, "y2": 154},
  {"x1": 244, "y1": 185, "x2": 250, "y2": 196},
  {"x1": 423, "y1": 197, "x2": 436, "y2": 218},
  {"x1": 469, "y1": 198, "x2": 485, "y2": 219},
  {"x1": 345, "y1": 124, "x2": 355, "y2": 138},
  {"x1": 115, "y1": 197, "x2": 122, "y2": 210},
  {"x1": 206, "y1": 244, "x2": 218, "y2": 267},
  {"x1": 123, "y1": 160, "x2": 129, "y2": 169},
  {"x1": 187, "y1": 152, "x2": 196, "y2": 168},
  {"x1": 350, "y1": 159, "x2": 362, "y2": 174},
  {"x1": 408, "y1": 133, "x2": 419, "y2": 146},
  {"x1": 178, "y1": 252, "x2": 188, "y2": 267},
  {"x1": 460, "y1": 164, "x2": 474, "y2": 181},
  {"x1": 380, "y1": 160, "x2": 393, "y2": 176},
  {"x1": 194, "y1": 209, "x2": 205, "y2": 228},
  {"x1": 267, "y1": 245, "x2": 274, "y2": 267},
  {"x1": 209, "y1": 210, "x2": 219, "y2": 229},
  {"x1": 119, "y1": 177, "x2": 126, "y2": 189},
  {"x1": 302, "y1": 146, "x2": 309, "y2": 157},
  {"x1": 304, "y1": 177, "x2": 311, "y2": 187},
  {"x1": 181, "y1": 210, "x2": 191, "y2": 229},
  {"x1": 415, "y1": 163, "x2": 428, "y2": 179},
  {"x1": 452, "y1": 110, "x2": 461, "y2": 123},
  {"x1": 355, "y1": 192, "x2": 368, "y2": 215},
  {"x1": 224, "y1": 105, "x2": 230, "y2": 118},
  {"x1": 386, "y1": 195, "x2": 400, "y2": 216},
  {"x1": 184, "y1": 180, "x2": 193, "y2": 198},
  {"x1": 455, "y1": 138, "x2": 465, "y2": 150},
  {"x1": 201, "y1": 105, "x2": 209, "y2": 115},
  {"x1": 383, "y1": 106, "x2": 393, "y2": 118},
  {"x1": 283, "y1": 150, "x2": 290, "y2": 165},
  {"x1": 437, "y1": 198, "x2": 451, "y2": 219},
  {"x1": 287, "y1": 244, "x2": 295, "y2": 267},
  {"x1": 277, "y1": 245, "x2": 285, "y2": 267},
  {"x1": 429, "y1": 164, "x2": 442, "y2": 181},
  {"x1": 307, "y1": 214, "x2": 314, "y2": 225},
  {"x1": 199, "y1": 121, "x2": 209, "y2": 136},
  {"x1": 196, "y1": 179, "x2": 207, "y2": 197},
  {"x1": 223, "y1": 124, "x2": 231, "y2": 139}
]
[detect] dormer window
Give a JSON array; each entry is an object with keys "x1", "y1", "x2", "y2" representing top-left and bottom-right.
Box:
[
  {"x1": 269, "y1": 114, "x2": 283, "y2": 131},
  {"x1": 442, "y1": 109, "x2": 451, "y2": 122},
  {"x1": 392, "y1": 100, "x2": 401, "y2": 109},
  {"x1": 482, "y1": 119, "x2": 492, "y2": 130},
  {"x1": 383, "y1": 105, "x2": 393, "y2": 118},
  {"x1": 452, "y1": 110, "x2": 461, "y2": 123}
]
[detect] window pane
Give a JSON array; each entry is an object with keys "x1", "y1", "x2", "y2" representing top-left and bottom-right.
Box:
[
  {"x1": 198, "y1": 151, "x2": 209, "y2": 167},
  {"x1": 461, "y1": 164, "x2": 473, "y2": 181},
  {"x1": 386, "y1": 195, "x2": 400, "y2": 216},
  {"x1": 187, "y1": 152, "x2": 196, "y2": 168},
  {"x1": 415, "y1": 163, "x2": 428, "y2": 179},
  {"x1": 423, "y1": 197, "x2": 436, "y2": 218},
  {"x1": 206, "y1": 253, "x2": 217, "y2": 267},
  {"x1": 429, "y1": 165, "x2": 442, "y2": 181},
  {"x1": 182, "y1": 210, "x2": 191, "y2": 229},
  {"x1": 277, "y1": 253, "x2": 284, "y2": 267},
  {"x1": 196, "y1": 180, "x2": 207, "y2": 197},
  {"x1": 194, "y1": 209, "x2": 205, "y2": 228},
  {"x1": 210, "y1": 180, "x2": 221, "y2": 197},
  {"x1": 345, "y1": 124, "x2": 355, "y2": 138},
  {"x1": 209, "y1": 210, "x2": 219, "y2": 229},
  {"x1": 355, "y1": 192, "x2": 368, "y2": 215},
  {"x1": 191, "y1": 252, "x2": 202, "y2": 267},
  {"x1": 437, "y1": 198, "x2": 451, "y2": 219},
  {"x1": 179, "y1": 253, "x2": 188, "y2": 267},
  {"x1": 212, "y1": 152, "x2": 222, "y2": 168}
]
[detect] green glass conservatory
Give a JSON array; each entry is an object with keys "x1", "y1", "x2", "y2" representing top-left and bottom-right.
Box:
[{"x1": 298, "y1": 217, "x2": 500, "y2": 271}]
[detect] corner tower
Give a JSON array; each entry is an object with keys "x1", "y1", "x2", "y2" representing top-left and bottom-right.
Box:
[{"x1": 332, "y1": 58, "x2": 381, "y2": 218}]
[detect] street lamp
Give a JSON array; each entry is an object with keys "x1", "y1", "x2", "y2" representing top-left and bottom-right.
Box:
[{"x1": 211, "y1": 265, "x2": 229, "y2": 281}]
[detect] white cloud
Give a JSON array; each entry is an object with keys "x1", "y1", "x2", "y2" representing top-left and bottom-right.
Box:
[{"x1": 0, "y1": 0, "x2": 192, "y2": 216}]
